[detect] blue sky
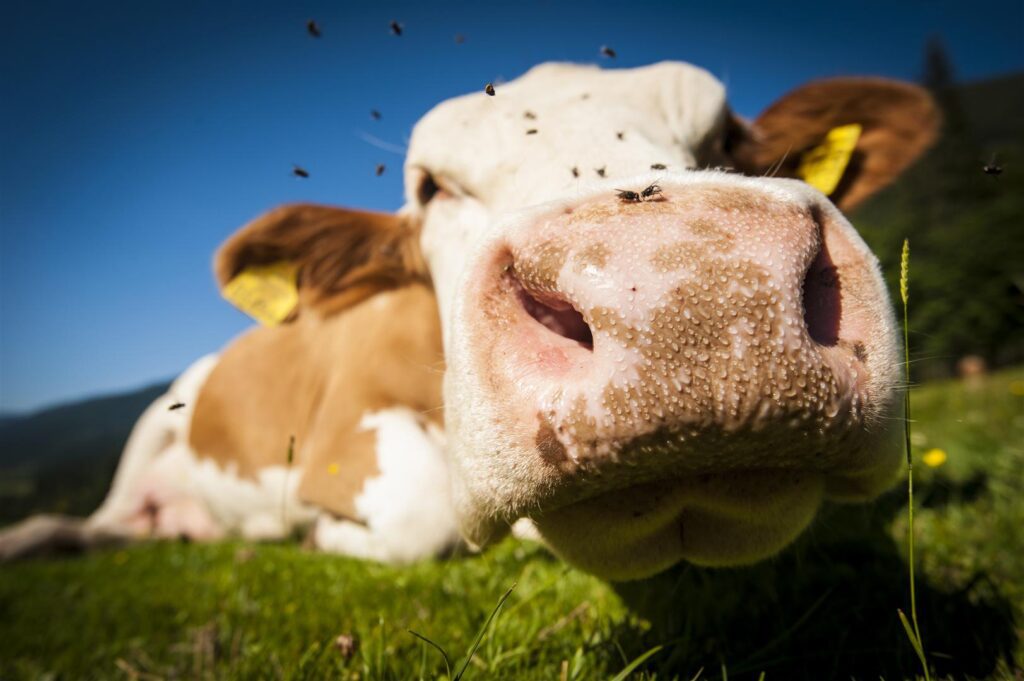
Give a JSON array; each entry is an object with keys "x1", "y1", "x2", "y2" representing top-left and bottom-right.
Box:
[{"x1": 1, "y1": 0, "x2": 1022, "y2": 413}]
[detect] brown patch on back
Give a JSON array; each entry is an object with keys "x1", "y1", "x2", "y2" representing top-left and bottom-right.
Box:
[
  {"x1": 300, "y1": 426, "x2": 380, "y2": 521},
  {"x1": 189, "y1": 284, "x2": 444, "y2": 519}
]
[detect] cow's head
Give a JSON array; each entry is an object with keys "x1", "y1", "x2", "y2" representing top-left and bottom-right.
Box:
[{"x1": 225, "y1": 62, "x2": 939, "y2": 580}]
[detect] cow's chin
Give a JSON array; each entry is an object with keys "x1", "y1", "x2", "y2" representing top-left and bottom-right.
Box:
[
  {"x1": 530, "y1": 470, "x2": 826, "y2": 581},
  {"x1": 445, "y1": 406, "x2": 902, "y2": 581}
]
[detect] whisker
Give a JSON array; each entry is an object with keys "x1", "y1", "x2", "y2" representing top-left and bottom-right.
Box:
[{"x1": 765, "y1": 145, "x2": 793, "y2": 179}]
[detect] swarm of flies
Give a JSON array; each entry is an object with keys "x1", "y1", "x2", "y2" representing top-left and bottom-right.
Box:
[{"x1": 615, "y1": 183, "x2": 663, "y2": 203}]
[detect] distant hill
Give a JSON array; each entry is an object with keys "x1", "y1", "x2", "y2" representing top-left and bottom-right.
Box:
[
  {"x1": 0, "y1": 381, "x2": 170, "y2": 468},
  {"x1": 0, "y1": 381, "x2": 169, "y2": 523}
]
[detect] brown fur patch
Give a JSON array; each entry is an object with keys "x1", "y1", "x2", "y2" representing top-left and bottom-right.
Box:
[
  {"x1": 727, "y1": 78, "x2": 940, "y2": 210},
  {"x1": 215, "y1": 203, "x2": 429, "y2": 320},
  {"x1": 189, "y1": 285, "x2": 444, "y2": 520},
  {"x1": 535, "y1": 421, "x2": 570, "y2": 467}
]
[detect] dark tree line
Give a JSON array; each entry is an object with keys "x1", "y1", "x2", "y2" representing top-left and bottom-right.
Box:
[{"x1": 853, "y1": 38, "x2": 1024, "y2": 379}]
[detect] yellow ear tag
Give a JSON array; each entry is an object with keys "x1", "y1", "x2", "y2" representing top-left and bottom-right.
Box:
[
  {"x1": 796, "y1": 123, "x2": 862, "y2": 196},
  {"x1": 221, "y1": 261, "x2": 299, "y2": 326}
]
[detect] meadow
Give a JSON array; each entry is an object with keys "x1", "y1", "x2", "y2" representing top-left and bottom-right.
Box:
[{"x1": 0, "y1": 367, "x2": 1021, "y2": 680}]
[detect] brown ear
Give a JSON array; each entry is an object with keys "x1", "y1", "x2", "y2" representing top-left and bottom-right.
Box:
[
  {"x1": 729, "y1": 78, "x2": 941, "y2": 210},
  {"x1": 215, "y1": 203, "x2": 427, "y2": 320}
]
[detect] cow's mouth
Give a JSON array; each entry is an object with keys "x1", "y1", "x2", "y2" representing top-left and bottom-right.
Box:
[{"x1": 529, "y1": 468, "x2": 827, "y2": 580}]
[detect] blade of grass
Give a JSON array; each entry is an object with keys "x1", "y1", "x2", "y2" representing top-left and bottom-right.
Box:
[
  {"x1": 897, "y1": 609, "x2": 926, "y2": 661},
  {"x1": 453, "y1": 583, "x2": 516, "y2": 681},
  {"x1": 608, "y1": 645, "x2": 664, "y2": 681},
  {"x1": 899, "y1": 239, "x2": 931, "y2": 681},
  {"x1": 407, "y1": 629, "x2": 452, "y2": 680},
  {"x1": 281, "y1": 435, "x2": 295, "y2": 530}
]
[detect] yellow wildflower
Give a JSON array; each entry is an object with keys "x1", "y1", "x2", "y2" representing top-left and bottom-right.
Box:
[{"x1": 922, "y1": 448, "x2": 947, "y2": 467}]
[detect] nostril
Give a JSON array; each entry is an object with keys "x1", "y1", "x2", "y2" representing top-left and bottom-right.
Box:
[
  {"x1": 510, "y1": 270, "x2": 594, "y2": 349},
  {"x1": 802, "y1": 243, "x2": 842, "y2": 346}
]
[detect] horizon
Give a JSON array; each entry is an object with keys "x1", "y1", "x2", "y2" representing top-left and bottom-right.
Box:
[{"x1": 2, "y1": 0, "x2": 1023, "y2": 413}]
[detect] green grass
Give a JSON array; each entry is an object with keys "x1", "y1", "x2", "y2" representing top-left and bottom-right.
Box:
[{"x1": 1, "y1": 368, "x2": 1022, "y2": 680}]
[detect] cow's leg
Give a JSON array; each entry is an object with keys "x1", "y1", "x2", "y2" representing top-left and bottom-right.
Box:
[
  {"x1": 0, "y1": 515, "x2": 129, "y2": 560},
  {"x1": 311, "y1": 408, "x2": 460, "y2": 563}
]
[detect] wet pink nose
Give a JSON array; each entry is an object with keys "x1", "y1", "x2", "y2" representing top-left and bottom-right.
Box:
[
  {"x1": 508, "y1": 183, "x2": 838, "y2": 367},
  {"x1": 468, "y1": 179, "x2": 879, "y2": 463}
]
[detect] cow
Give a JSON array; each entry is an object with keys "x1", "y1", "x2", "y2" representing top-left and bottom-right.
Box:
[{"x1": 0, "y1": 62, "x2": 938, "y2": 580}]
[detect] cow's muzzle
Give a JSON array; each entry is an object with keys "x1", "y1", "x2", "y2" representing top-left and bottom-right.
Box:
[{"x1": 448, "y1": 174, "x2": 902, "y2": 578}]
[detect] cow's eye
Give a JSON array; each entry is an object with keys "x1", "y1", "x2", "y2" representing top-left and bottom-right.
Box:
[
  {"x1": 417, "y1": 172, "x2": 453, "y2": 205},
  {"x1": 417, "y1": 173, "x2": 440, "y2": 204}
]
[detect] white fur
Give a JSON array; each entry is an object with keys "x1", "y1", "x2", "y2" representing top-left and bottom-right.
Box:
[
  {"x1": 314, "y1": 407, "x2": 459, "y2": 563},
  {"x1": 87, "y1": 354, "x2": 219, "y2": 533},
  {"x1": 407, "y1": 62, "x2": 729, "y2": 346},
  {"x1": 405, "y1": 62, "x2": 727, "y2": 213}
]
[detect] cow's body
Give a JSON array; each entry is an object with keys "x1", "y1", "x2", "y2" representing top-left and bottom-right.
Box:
[
  {"x1": 1, "y1": 62, "x2": 938, "y2": 578},
  {"x1": 0, "y1": 285, "x2": 457, "y2": 562}
]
